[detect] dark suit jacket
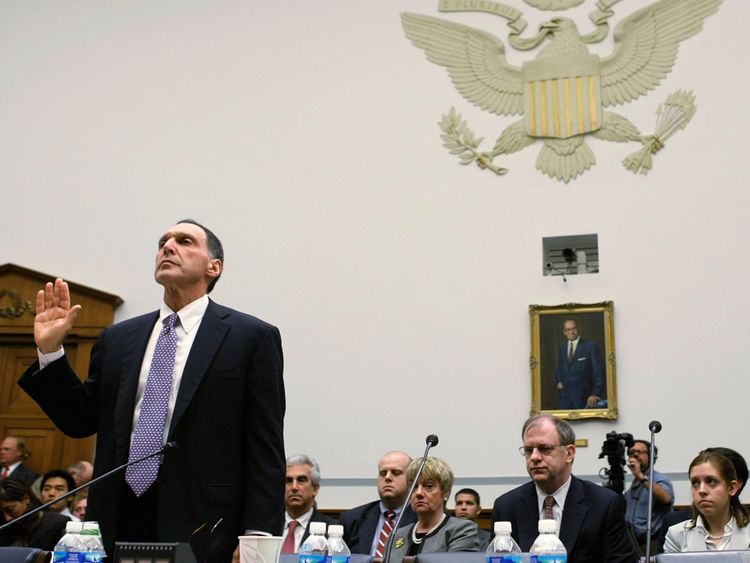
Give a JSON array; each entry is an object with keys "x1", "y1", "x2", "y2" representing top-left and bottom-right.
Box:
[
  {"x1": 18, "y1": 300, "x2": 286, "y2": 563},
  {"x1": 0, "y1": 510, "x2": 69, "y2": 550},
  {"x1": 6, "y1": 464, "x2": 39, "y2": 488},
  {"x1": 298, "y1": 507, "x2": 339, "y2": 548},
  {"x1": 340, "y1": 500, "x2": 417, "y2": 554},
  {"x1": 554, "y1": 339, "x2": 604, "y2": 409},
  {"x1": 490, "y1": 477, "x2": 636, "y2": 563}
]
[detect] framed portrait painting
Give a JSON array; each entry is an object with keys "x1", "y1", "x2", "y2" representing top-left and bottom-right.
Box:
[{"x1": 529, "y1": 301, "x2": 617, "y2": 420}]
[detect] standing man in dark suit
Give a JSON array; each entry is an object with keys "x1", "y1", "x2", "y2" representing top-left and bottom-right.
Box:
[
  {"x1": 340, "y1": 451, "x2": 416, "y2": 555},
  {"x1": 281, "y1": 454, "x2": 337, "y2": 554},
  {"x1": 18, "y1": 219, "x2": 286, "y2": 563},
  {"x1": 554, "y1": 320, "x2": 605, "y2": 409},
  {"x1": 0, "y1": 436, "x2": 38, "y2": 487},
  {"x1": 491, "y1": 414, "x2": 636, "y2": 563}
]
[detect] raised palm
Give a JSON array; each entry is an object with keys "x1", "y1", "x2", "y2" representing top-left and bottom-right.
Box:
[{"x1": 34, "y1": 278, "x2": 82, "y2": 354}]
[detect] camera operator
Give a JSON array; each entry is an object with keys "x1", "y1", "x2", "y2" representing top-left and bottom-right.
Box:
[{"x1": 624, "y1": 439, "x2": 674, "y2": 553}]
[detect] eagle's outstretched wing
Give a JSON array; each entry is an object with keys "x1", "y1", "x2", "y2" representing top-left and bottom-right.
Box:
[
  {"x1": 401, "y1": 12, "x2": 523, "y2": 116},
  {"x1": 600, "y1": 0, "x2": 722, "y2": 107}
]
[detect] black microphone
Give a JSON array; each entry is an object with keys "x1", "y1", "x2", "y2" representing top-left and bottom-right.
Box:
[
  {"x1": 546, "y1": 263, "x2": 567, "y2": 283},
  {"x1": 383, "y1": 434, "x2": 439, "y2": 563},
  {"x1": 644, "y1": 421, "x2": 663, "y2": 562},
  {"x1": 0, "y1": 441, "x2": 178, "y2": 533}
]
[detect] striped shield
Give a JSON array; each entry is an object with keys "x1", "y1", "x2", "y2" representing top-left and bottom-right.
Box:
[{"x1": 522, "y1": 54, "x2": 602, "y2": 139}]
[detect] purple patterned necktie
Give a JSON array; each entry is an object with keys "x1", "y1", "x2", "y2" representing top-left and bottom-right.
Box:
[{"x1": 125, "y1": 313, "x2": 179, "y2": 496}]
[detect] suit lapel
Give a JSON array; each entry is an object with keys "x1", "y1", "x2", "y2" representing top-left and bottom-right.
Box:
[
  {"x1": 114, "y1": 312, "x2": 159, "y2": 462},
  {"x1": 559, "y1": 477, "x2": 587, "y2": 554},
  {"x1": 168, "y1": 300, "x2": 229, "y2": 436},
  {"x1": 359, "y1": 503, "x2": 379, "y2": 554},
  {"x1": 517, "y1": 483, "x2": 542, "y2": 550}
]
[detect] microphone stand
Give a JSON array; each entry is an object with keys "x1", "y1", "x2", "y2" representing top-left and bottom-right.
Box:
[
  {"x1": 644, "y1": 421, "x2": 662, "y2": 563},
  {"x1": 0, "y1": 441, "x2": 177, "y2": 533},
  {"x1": 382, "y1": 434, "x2": 439, "y2": 563}
]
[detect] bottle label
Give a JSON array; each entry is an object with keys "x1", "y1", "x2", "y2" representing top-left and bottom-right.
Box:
[
  {"x1": 299, "y1": 556, "x2": 327, "y2": 563},
  {"x1": 53, "y1": 553, "x2": 85, "y2": 563},
  {"x1": 530, "y1": 556, "x2": 567, "y2": 563},
  {"x1": 326, "y1": 557, "x2": 351, "y2": 563},
  {"x1": 486, "y1": 557, "x2": 523, "y2": 563}
]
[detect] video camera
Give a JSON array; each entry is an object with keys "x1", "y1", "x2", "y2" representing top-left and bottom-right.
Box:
[{"x1": 598, "y1": 431, "x2": 634, "y2": 493}]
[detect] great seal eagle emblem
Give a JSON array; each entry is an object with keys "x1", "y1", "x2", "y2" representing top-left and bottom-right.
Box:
[{"x1": 401, "y1": 0, "x2": 721, "y2": 182}]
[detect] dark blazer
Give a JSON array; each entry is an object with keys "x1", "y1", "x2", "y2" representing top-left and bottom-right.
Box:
[
  {"x1": 490, "y1": 477, "x2": 636, "y2": 563},
  {"x1": 0, "y1": 510, "x2": 69, "y2": 551},
  {"x1": 18, "y1": 300, "x2": 286, "y2": 563},
  {"x1": 298, "y1": 507, "x2": 339, "y2": 548},
  {"x1": 554, "y1": 339, "x2": 604, "y2": 409},
  {"x1": 476, "y1": 527, "x2": 492, "y2": 551},
  {"x1": 388, "y1": 516, "x2": 479, "y2": 563},
  {"x1": 6, "y1": 464, "x2": 38, "y2": 488},
  {"x1": 340, "y1": 500, "x2": 417, "y2": 554}
]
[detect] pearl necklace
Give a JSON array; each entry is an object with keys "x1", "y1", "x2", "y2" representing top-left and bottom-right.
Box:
[{"x1": 412, "y1": 513, "x2": 446, "y2": 544}]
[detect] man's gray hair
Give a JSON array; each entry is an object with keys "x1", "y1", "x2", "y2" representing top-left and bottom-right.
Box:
[{"x1": 286, "y1": 453, "x2": 321, "y2": 486}]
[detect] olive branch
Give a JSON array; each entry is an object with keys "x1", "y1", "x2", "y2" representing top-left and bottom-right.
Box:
[{"x1": 438, "y1": 107, "x2": 507, "y2": 175}]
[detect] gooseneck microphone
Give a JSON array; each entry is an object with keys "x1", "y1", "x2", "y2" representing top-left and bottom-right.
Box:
[
  {"x1": 382, "y1": 434, "x2": 439, "y2": 563},
  {"x1": 0, "y1": 441, "x2": 178, "y2": 533},
  {"x1": 645, "y1": 421, "x2": 662, "y2": 563}
]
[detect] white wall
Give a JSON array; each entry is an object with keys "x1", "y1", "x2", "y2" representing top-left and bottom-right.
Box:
[{"x1": 1, "y1": 0, "x2": 747, "y2": 509}]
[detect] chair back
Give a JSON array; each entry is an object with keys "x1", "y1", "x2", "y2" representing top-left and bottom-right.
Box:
[{"x1": 0, "y1": 547, "x2": 51, "y2": 563}]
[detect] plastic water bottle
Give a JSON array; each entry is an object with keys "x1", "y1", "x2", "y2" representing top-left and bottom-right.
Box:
[
  {"x1": 53, "y1": 521, "x2": 84, "y2": 563},
  {"x1": 299, "y1": 521, "x2": 328, "y2": 563},
  {"x1": 81, "y1": 521, "x2": 107, "y2": 562},
  {"x1": 529, "y1": 519, "x2": 567, "y2": 563},
  {"x1": 326, "y1": 524, "x2": 351, "y2": 563},
  {"x1": 486, "y1": 521, "x2": 522, "y2": 563}
]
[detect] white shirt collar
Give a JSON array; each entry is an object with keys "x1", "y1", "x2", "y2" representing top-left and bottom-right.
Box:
[
  {"x1": 286, "y1": 506, "x2": 314, "y2": 529},
  {"x1": 160, "y1": 294, "x2": 209, "y2": 334}
]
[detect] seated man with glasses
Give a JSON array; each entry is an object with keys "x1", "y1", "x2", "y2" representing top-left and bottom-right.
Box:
[
  {"x1": 491, "y1": 414, "x2": 636, "y2": 563},
  {"x1": 624, "y1": 440, "x2": 674, "y2": 554}
]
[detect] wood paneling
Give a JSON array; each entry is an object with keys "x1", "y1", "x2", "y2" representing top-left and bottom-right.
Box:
[{"x1": 0, "y1": 264, "x2": 122, "y2": 475}]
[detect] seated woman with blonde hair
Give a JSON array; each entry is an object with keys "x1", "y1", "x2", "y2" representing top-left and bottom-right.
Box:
[
  {"x1": 664, "y1": 451, "x2": 750, "y2": 552},
  {"x1": 389, "y1": 456, "x2": 479, "y2": 562}
]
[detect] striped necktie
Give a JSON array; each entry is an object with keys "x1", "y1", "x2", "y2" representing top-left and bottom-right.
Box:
[{"x1": 375, "y1": 510, "x2": 396, "y2": 557}]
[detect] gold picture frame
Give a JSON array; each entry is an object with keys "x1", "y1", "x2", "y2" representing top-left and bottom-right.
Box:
[{"x1": 529, "y1": 301, "x2": 617, "y2": 420}]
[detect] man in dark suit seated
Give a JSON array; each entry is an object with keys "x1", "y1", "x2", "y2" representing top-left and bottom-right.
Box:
[
  {"x1": 341, "y1": 451, "x2": 416, "y2": 556},
  {"x1": 0, "y1": 437, "x2": 38, "y2": 488},
  {"x1": 491, "y1": 414, "x2": 636, "y2": 563},
  {"x1": 281, "y1": 454, "x2": 337, "y2": 554},
  {"x1": 453, "y1": 488, "x2": 491, "y2": 550}
]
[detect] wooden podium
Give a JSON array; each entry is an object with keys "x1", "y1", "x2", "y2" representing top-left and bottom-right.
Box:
[{"x1": 0, "y1": 263, "x2": 122, "y2": 474}]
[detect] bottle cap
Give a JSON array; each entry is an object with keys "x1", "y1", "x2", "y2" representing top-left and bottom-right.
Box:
[
  {"x1": 493, "y1": 521, "x2": 512, "y2": 534},
  {"x1": 538, "y1": 519, "x2": 557, "y2": 533},
  {"x1": 328, "y1": 524, "x2": 343, "y2": 536},
  {"x1": 65, "y1": 521, "x2": 83, "y2": 532},
  {"x1": 309, "y1": 521, "x2": 327, "y2": 535}
]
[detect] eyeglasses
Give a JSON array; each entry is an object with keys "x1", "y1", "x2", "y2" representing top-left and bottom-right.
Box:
[
  {"x1": 519, "y1": 445, "x2": 564, "y2": 458},
  {"x1": 628, "y1": 449, "x2": 648, "y2": 457}
]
